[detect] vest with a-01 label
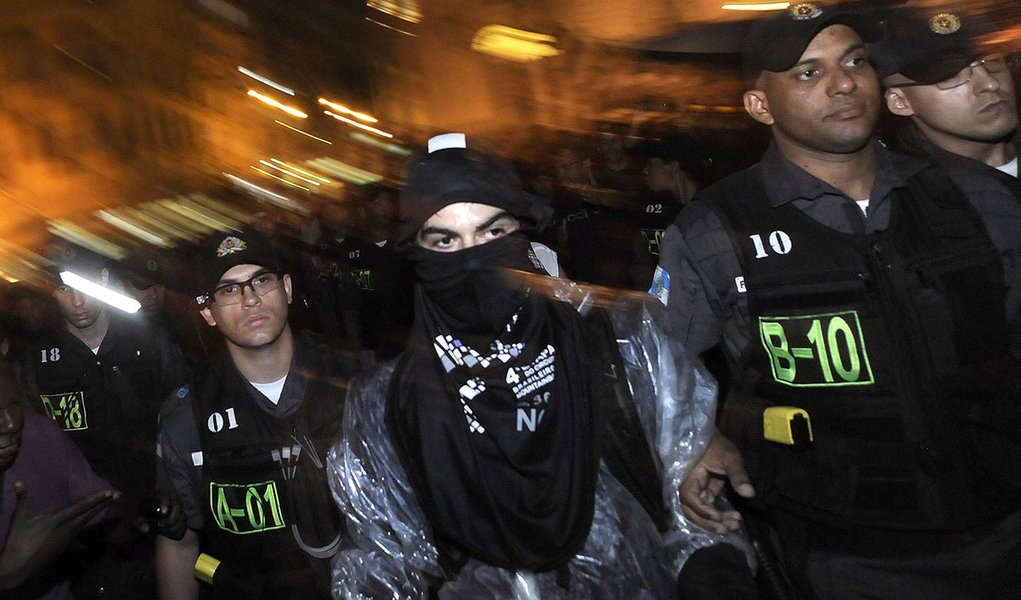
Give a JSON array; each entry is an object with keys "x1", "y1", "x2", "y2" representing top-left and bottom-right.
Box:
[
  {"x1": 193, "y1": 338, "x2": 347, "y2": 599},
  {"x1": 706, "y1": 164, "x2": 1021, "y2": 530}
]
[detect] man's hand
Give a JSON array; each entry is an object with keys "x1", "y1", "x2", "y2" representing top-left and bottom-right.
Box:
[
  {"x1": 0, "y1": 482, "x2": 117, "y2": 590},
  {"x1": 680, "y1": 431, "x2": 755, "y2": 534},
  {"x1": 153, "y1": 488, "x2": 187, "y2": 540},
  {"x1": 133, "y1": 488, "x2": 187, "y2": 540}
]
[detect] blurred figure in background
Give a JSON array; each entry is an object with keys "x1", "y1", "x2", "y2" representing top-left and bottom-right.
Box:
[
  {"x1": 591, "y1": 120, "x2": 645, "y2": 195},
  {"x1": 549, "y1": 139, "x2": 635, "y2": 288},
  {"x1": 296, "y1": 187, "x2": 415, "y2": 362},
  {"x1": 17, "y1": 243, "x2": 190, "y2": 600},
  {"x1": 121, "y1": 250, "x2": 218, "y2": 367},
  {"x1": 630, "y1": 136, "x2": 705, "y2": 291},
  {"x1": 638, "y1": 137, "x2": 701, "y2": 208},
  {"x1": 327, "y1": 183, "x2": 414, "y2": 362},
  {"x1": 0, "y1": 283, "x2": 60, "y2": 363},
  {"x1": 295, "y1": 199, "x2": 358, "y2": 346}
]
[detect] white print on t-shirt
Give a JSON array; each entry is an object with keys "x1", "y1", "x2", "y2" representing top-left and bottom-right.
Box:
[
  {"x1": 433, "y1": 336, "x2": 556, "y2": 435},
  {"x1": 458, "y1": 377, "x2": 487, "y2": 433},
  {"x1": 434, "y1": 335, "x2": 523, "y2": 374},
  {"x1": 505, "y1": 345, "x2": 555, "y2": 400},
  {"x1": 434, "y1": 335, "x2": 524, "y2": 434},
  {"x1": 515, "y1": 391, "x2": 550, "y2": 433},
  {"x1": 207, "y1": 407, "x2": 239, "y2": 432}
]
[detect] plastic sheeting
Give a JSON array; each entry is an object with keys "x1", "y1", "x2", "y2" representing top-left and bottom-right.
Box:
[{"x1": 327, "y1": 278, "x2": 751, "y2": 599}]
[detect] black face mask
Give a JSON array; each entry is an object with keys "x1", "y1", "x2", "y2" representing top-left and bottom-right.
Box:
[
  {"x1": 406, "y1": 234, "x2": 536, "y2": 337},
  {"x1": 390, "y1": 234, "x2": 600, "y2": 572}
]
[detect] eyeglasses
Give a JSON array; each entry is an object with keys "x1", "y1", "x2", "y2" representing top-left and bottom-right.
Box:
[
  {"x1": 895, "y1": 54, "x2": 1009, "y2": 91},
  {"x1": 199, "y1": 270, "x2": 282, "y2": 306}
]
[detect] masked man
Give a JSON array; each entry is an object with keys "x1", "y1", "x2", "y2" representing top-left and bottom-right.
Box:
[{"x1": 327, "y1": 133, "x2": 754, "y2": 599}]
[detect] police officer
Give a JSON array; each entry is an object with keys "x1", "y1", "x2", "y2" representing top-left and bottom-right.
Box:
[
  {"x1": 18, "y1": 243, "x2": 191, "y2": 599},
  {"x1": 873, "y1": 8, "x2": 1018, "y2": 177},
  {"x1": 310, "y1": 184, "x2": 413, "y2": 361},
  {"x1": 630, "y1": 136, "x2": 705, "y2": 291},
  {"x1": 155, "y1": 227, "x2": 356, "y2": 600},
  {"x1": 654, "y1": 5, "x2": 1021, "y2": 599},
  {"x1": 872, "y1": 8, "x2": 1021, "y2": 358}
]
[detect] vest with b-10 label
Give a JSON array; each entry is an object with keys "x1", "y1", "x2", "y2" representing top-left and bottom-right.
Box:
[
  {"x1": 706, "y1": 164, "x2": 1021, "y2": 530},
  {"x1": 193, "y1": 337, "x2": 347, "y2": 600}
]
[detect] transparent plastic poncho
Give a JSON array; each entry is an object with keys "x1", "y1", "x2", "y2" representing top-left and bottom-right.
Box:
[{"x1": 327, "y1": 278, "x2": 751, "y2": 599}]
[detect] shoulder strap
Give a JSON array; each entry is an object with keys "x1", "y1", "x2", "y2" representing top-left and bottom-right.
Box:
[{"x1": 698, "y1": 165, "x2": 767, "y2": 278}]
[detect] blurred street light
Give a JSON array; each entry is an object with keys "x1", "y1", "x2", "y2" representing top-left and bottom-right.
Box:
[{"x1": 247, "y1": 90, "x2": 308, "y2": 118}]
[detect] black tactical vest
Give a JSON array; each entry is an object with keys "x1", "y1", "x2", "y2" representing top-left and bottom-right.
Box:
[
  {"x1": 24, "y1": 317, "x2": 172, "y2": 497},
  {"x1": 704, "y1": 164, "x2": 1021, "y2": 530},
  {"x1": 193, "y1": 336, "x2": 347, "y2": 599}
]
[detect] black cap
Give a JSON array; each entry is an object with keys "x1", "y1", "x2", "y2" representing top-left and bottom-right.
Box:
[
  {"x1": 44, "y1": 241, "x2": 109, "y2": 282},
  {"x1": 631, "y1": 136, "x2": 708, "y2": 174},
  {"x1": 121, "y1": 249, "x2": 184, "y2": 291},
  {"x1": 871, "y1": 9, "x2": 997, "y2": 85},
  {"x1": 396, "y1": 133, "x2": 553, "y2": 244},
  {"x1": 193, "y1": 227, "x2": 283, "y2": 295},
  {"x1": 743, "y1": 3, "x2": 880, "y2": 81}
]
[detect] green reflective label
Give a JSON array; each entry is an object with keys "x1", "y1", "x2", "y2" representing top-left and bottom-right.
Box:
[
  {"x1": 39, "y1": 391, "x2": 88, "y2": 431},
  {"x1": 758, "y1": 311, "x2": 874, "y2": 387},
  {"x1": 640, "y1": 228, "x2": 666, "y2": 256},
  {"x1": 208, "y1": 480, "x2": 286, "y2": 535},
  {"x1": 351, "y1": 268, "x2": 374, "y2": 290}
]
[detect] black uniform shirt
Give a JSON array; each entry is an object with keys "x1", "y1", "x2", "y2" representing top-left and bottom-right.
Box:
[
  {"x1": 655, "y1": 141, "x2": 925, "y2": 359},
  {"x1": 892, "y1": 125, "x2": 1021, "y2": 355}
]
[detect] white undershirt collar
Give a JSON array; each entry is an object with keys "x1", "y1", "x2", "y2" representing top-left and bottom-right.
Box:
[
  {"x1": 250, "y1": 375, "x2": 288, "y2": 405},
  {"x1": 997, "y1": 156, "x2": 1018, "y2": 178}
]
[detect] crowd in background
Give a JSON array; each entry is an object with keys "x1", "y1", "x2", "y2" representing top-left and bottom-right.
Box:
[{"x1": 0, "y1": 127, "x2": 744, "y2": 372}]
